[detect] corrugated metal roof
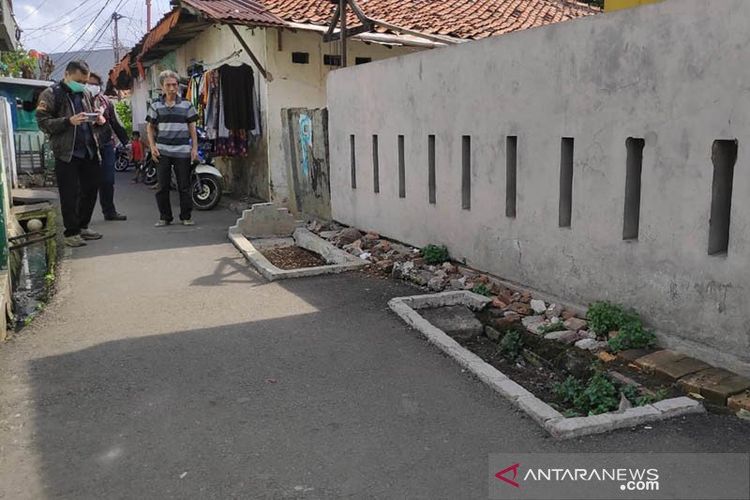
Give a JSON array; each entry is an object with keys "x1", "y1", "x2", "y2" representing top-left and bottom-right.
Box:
[{"x1": 181, "y1": 0, "x2": 286, "y2": 27}]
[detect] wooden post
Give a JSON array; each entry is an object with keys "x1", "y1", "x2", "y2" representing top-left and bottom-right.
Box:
[{"x1": 227, "y1": 24, "x2": 273, "y2": 82}]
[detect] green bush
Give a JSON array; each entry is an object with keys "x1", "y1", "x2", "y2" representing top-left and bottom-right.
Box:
[
  {"x1": 471, "y1": 283, "x2": 492, "y2": 297},
  {"x1": 587, "y1": 301, "x2": 656, "y2": 352},
  {"x1": 422, "y1": 244, "x2": 450, "y2": 264},
  {"x1": 554, "y1": 373, "x2": 619, "y2": 416},
  {"x1": 608, "y1": 320, "x2": 657, "y2": 352},
  {"x1": 115, "y1": 100, "x2": 133, "y2": 136},
  {"x1": 498, "y1": 330, "x2": 523, "y2": 359}
]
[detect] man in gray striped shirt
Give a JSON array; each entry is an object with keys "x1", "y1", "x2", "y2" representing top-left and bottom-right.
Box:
[{"x1": 146, "y1": 70, "x2": 199, "y2": 226}]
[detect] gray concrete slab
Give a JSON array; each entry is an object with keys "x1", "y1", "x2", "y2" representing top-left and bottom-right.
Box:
[{"x1": 0, "y1": 175, "x2": 748, "y2": 499}]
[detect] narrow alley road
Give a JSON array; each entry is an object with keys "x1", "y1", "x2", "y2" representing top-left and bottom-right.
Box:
[{"x1": 0, "y1": 175, "x2": 748, "y2": 499}]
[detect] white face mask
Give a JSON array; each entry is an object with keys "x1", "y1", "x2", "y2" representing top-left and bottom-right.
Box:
[{"x1": 85, "y1": 84, "x2": 101, "y2": 96}]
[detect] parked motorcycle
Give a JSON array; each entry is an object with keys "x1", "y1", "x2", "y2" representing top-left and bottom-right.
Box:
[
  {"x1": 144, "y1": 129, "x2": 224, "y2": 210},
  {"x1": 115, "y1": 144, "x2": 132, "y2": 172}
]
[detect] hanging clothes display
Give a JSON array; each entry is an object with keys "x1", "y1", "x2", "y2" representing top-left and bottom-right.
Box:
[{"x1": 193, "y1": 62, "x2": 260, "y2": 158}]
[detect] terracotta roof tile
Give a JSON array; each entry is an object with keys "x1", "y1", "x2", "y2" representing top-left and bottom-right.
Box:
[{"x1": 263, "y1": 0, "x2": 596, "y2": 40}]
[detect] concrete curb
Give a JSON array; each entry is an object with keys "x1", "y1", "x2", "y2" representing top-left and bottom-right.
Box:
[
  {"x1": 388, "y1": 291, "x2": 705, "y2": 439},
  {"x1": 229, "y1": 227, "x2": 366, "y2": 281}
]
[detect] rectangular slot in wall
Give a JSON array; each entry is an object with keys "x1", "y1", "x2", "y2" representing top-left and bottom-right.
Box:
[
  {"x1": 372, "y1": 135, "x2": 379, "y2": 193},
  {"x1": 462, "y1": 136, "x2": 471, "y2": 210},
  {"x1": 291, "y1": 52, "x2": 309, "y2": 64},
  {"x1": 428, "y1": 135, "x2": 436, "y2": 204},
  {"x1": 623, "y1": 137, "x2": 645, "y2": 240},
  {"x1": 708, "y1": 139, "x2": 738, "y2": 255},
  {"x1": 355, "y1": 57, "x2": 372, "y2": 65},
  {"x1": 559, "y1": 137, "x2": 574, "y2": 228},
  {"x1": 398, "y1": 135, "x2": 406, "y2": 198},
  {"x1": 350, "y1": 134, "x2": 356, "y2": 189},
  {"x1": 506, "y1": 136, "x2": 517, "y2": 218}
]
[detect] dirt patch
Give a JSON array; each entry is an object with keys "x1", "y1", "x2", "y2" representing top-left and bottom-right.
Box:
[
  {"x1": 439, "y1": 308, "x2": 680, "y2": 415},
  {"x1": 261, "y1": 246, "x2": 327, "y2": 270}
]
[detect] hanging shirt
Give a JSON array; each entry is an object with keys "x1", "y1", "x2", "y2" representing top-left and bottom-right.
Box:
[
  {"x1": 146, "y1": 95, "x2": 198, "y2": 159},
  {"x1": 219, "y1": 64, "x2": 255, "y2": 130}
]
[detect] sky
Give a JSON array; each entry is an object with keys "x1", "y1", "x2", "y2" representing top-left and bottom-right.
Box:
[{"x1": 14, "y1": 0, "x2": 173, "y2": 54}]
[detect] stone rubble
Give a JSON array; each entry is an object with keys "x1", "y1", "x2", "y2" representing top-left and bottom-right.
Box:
[{"x1": 314, "y1": 223, "x2": 606, "y2": 352}]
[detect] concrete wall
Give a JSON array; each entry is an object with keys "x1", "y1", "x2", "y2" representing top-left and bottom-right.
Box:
[
  {"x1": 264, "y1": 29, "x2": 419, "y2": 207},
  {"x1": 281, "y1": 108, "x2": 330, "y2": 219},
  {"x1": 327, "y1": 0, "x2": 750, "y2": 375}
]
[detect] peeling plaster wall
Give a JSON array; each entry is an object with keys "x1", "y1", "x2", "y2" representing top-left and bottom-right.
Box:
[{"x1": 327, "y1": 0, "x2": 750, "y2": 375}]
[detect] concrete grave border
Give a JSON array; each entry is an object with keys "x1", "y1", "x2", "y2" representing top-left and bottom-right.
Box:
[
  {"x1": 388, "y1": 291, "x2": 705, "y2": 439},
  {"x1": 230, "y1": 227, "x2": 366, "y2": 281}
]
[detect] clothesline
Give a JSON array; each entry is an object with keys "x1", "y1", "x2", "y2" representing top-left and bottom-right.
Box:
[
  {"x1": 185, "y1": 62, "x2": 260, "y2": 158},
  {"x1": 201, "y1": 50, "x2": 243, "y2": 72}
]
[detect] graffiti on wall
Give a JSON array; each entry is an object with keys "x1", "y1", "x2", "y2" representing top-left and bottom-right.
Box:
[{"x1": 298, "y1": 113, "x2": 312, "y2": 177}]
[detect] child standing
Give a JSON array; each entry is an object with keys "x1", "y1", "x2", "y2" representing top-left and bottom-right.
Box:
[{"x1": 130, "y1": 131, "x2": 145, "y2": 183}]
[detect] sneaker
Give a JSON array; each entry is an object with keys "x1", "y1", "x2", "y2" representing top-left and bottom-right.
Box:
[
  {"x1": 80, "y1": 228, "x2": 103, "y2": 240},
  {"x1": 64, "y1": 235, "x2": 87, "y2": 248},
  {"x1": 104, "y1": 213, "x2": 127, "y2": 221},
  {"x1": 182, "y1": 219, "x2": 195, "y2": 226},
  {"x1": 155, "y1": 220, "x2": 171, "y2": 227}
]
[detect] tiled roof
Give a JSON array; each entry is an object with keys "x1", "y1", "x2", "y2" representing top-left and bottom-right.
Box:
[{"x1": 264, "y1": 0, "x2": 597, "y2": 40}]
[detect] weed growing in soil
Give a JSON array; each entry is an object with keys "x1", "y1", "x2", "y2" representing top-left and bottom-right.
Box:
[
  {"x1": 471, "y1": 284, "x2": 492, "y2": 297},
  {"x1": 554, "y1": 372, "x2": 619, "y2": 415},
  {"x1": 498, "y1": 330, "x2": 523, "y2": 359},
  {"x1": 621, "y1": 384, "x2": 670, "y2": 406},
  {"x1": 538, "y1": 321, "x2": 566, "y2": 334},
  {"x1": 609, "y1": 321, "x2": 657, "y2": 352},
  {"x1": 587, "y1": 301, "x2": 656, "y2": 352},
  {"x1": 422, "y1": 244, "x2": 450, "y2": 264}
]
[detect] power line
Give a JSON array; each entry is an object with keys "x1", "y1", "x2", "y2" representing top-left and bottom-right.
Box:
[
  {"x1": 49, "y1": 0, "x2": 120, "y2": 55},
  {"x1": 21, "y1": 0, "x2": 97, "y2": 31}
]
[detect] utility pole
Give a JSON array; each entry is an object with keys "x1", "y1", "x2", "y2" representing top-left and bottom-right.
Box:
[
  {"x1": 146, "y1": 0, "x2": 152, "y2": 31},
  {"x1": 112, "y1": 12, "x2": 125, "y2": 63},
  {"x1": 339, "y1": 0, "x2": 347, "y2": 67}
]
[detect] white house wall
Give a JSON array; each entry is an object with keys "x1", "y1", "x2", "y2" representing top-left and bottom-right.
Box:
[
  {"x1": 264, "y1": 28, "x2": 420, "y2": 207},
  {"x1": 327, "y1": 0, "x2": 750, "y2": 375}
]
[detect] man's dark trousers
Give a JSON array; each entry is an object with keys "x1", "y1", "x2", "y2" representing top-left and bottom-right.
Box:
[
  {"x1": 54, "y1": 156, "x2": 101, "y2": 237},
  {"x1": 156, "y1": 155, "x2": 192, "y2": 222},
  {"x1": 98, "y1": 142, "x2": 117, "y2": 217}
]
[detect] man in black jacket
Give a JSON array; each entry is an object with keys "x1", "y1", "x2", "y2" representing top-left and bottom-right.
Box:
[
  {"x1": 87, "y1": 72, "x2": 129, "y2": 221},
  {"x1": 36, "y1": 60, "x2": 103, "y2": 248}
]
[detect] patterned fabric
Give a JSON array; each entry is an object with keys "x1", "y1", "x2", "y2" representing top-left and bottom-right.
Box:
[{"x1": 215, "y1": 130, "x2": 248, "y2": 157}]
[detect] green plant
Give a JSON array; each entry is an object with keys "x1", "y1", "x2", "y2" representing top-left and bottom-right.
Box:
[
  {"x1": 587, "y1": 301, "x2": 635, "y2": 335},
  {"x1": 587, "y1": 301, "x2": 657, "y2": 352},
  {"x1": 608, "y1": 321, "x2": 657, "y2": 352},
  {"x1": 554, "y1": 376, "x2": 584, "y2": 405},
  {"x1": 471, "y1": 283, "x2": 492, "y2": 297},
  {"x1": 115, "y1": 100, "x2": 133, "y2": 136},
  {"x1": 581, "y1": 373, "x2": 619, "y2": 415},
  {"x1": 0, "y1": 50, "x2": 36, "y2": 78},
  {"x1": 498, "y1": 330, "x2": 523, "y2": 359},
  {"x1": 539, "y1": 321, "x2": 566, "y2": 334},
  {"x1": 554, "y1": 373, "x2": 619, "y2": 415},
  {"x1": 421, "y1": 244, "x2": 450, "y2": 265}
]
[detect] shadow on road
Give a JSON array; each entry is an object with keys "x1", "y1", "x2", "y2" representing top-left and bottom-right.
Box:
[{"x1": 26, "y1": 273, "x2": 750, "y2": 498}]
